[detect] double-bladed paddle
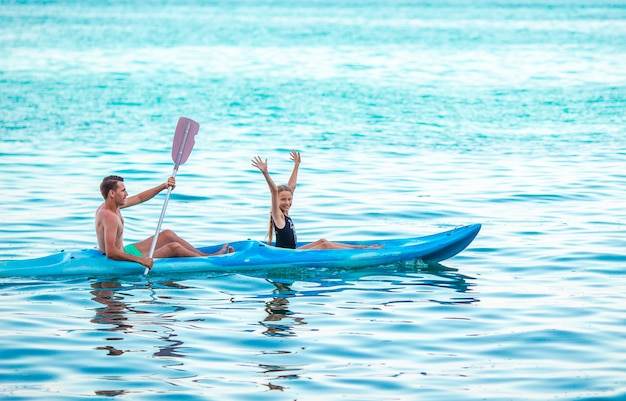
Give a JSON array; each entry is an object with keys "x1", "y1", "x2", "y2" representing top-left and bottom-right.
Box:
[{"x1": 144, "y1": 117, "x2": 199, "y2": 275}]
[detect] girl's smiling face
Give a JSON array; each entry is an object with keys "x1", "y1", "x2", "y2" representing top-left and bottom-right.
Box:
[{"x1": 278, "y1": 189, "x2": 293, "y2": 215}]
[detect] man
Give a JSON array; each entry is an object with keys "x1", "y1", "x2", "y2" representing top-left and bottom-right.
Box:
[{"x1": 95, "y1": 175, "x2": 232, "y2": 270}]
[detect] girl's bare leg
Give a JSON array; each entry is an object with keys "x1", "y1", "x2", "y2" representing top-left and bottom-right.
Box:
[{"x1": 299, "y1": 239, "x2": 383, "y2": 250}]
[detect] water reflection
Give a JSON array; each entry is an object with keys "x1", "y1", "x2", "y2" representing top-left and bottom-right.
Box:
[
  {"x1": 259, "y1": 361, "x2": 302, "y2": 392},
  {"x1": 252, "y1": 261, "x2": 478, "y2": 392},
  {"x1": 259, "y1": 260, "x2": 478, "y2": 300},
  {"x1": 90, "y1": 280, "x2": 189, "y2": 358},
  {"x1": 261, "y1": 280, "x2": 308, "y2": 337},
  {"x1": 90, "y1": 281, "x2": 132, "y2": 335},
  {"x1": 257, "y1": 260, "x2": 478, "y2": 337}
]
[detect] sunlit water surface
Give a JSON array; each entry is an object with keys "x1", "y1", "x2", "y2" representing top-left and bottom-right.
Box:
[{"x1": 1, "y1": 1, "x2": 625, "y2": 400}]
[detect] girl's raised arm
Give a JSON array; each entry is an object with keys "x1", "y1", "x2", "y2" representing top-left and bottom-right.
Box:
[
  {"x1": 251, "y1": 156, "x2": 276, "y2": 192},
  {"x1": 288, "y1": 149, "x2": 301, "y2": 193},
  {"x1": 251, "y1": 156, "x2": 285, "y2": 230}
]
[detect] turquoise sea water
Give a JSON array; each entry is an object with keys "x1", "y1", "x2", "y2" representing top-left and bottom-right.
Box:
[{"x1": 1, "y1": 0, "x2": 625, "y2": 399}]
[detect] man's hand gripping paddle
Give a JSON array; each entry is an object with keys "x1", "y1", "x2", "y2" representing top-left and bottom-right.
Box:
[{"x1": 144, "y1": 117, "x2": 199, "y2": 275}]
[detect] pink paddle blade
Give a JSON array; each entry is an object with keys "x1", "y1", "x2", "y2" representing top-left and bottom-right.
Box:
[{"x1": 171, "y1": 117, "x2": 199, "y2": 167}]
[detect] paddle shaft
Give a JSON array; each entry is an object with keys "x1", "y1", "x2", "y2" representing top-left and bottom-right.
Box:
[{"x1": 145, "y1": 120, "x2": 193, "y2": 274}]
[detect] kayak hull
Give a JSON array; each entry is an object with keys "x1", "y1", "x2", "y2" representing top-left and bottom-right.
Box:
[{"x1": 0, "y1": 224, "x2": 481, "y2": 278}]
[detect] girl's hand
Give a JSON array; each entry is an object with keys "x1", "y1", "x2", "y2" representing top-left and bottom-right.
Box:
[
  {"x1": 290, "y1": 149, "x2": 301, "y2": 165},
  {"x1": 251, "y1": 156, "x2": 268, "y2": 173}
]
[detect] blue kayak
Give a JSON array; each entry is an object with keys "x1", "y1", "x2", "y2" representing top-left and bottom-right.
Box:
[{"x1": 0, "y1": 224, "x2": 480, "y2": 278}]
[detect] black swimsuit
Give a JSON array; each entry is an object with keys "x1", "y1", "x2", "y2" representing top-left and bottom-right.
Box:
[{"x1": 274, "y1": 215, "x2": 297, "y2": 249}]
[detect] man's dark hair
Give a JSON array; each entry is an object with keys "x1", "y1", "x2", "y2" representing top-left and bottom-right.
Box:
[{"x1": 100, "y1": 175, "x2": 124, "y2": 199}]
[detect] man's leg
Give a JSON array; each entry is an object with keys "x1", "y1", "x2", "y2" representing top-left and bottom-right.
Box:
[
  {"x1": 154, "y1": 230, "x2": 208, "y2": 255},
  {"x1": 134, "y1": 230, "x2": 207, "y2": 257},
  {"x1": 134, "y1": 230, "x2": 234, "y2": 258}
]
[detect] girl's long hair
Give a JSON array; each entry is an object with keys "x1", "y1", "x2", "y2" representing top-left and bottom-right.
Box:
[{"x1": 266, "y1": 185, "x2": 293, "y2": 245}]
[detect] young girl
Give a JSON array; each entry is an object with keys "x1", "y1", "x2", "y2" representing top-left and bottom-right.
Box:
[{"x1": 251, "y1": 150, "x2": 382, "y2": 250}]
